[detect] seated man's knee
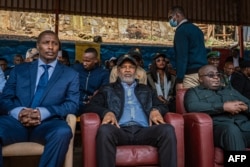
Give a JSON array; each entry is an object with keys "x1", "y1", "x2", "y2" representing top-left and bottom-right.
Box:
[
  {"x1": 53, "y1": 126, "x2": 72, "y2": 141},
  {"x1": 221, "y1": 124, "x2": 241, "y2": 138},
  {"x1": 158, "y1": 124, "x2": 176, "y2": 139},
  {"x1": 97, "y1": 124, "x2": 115, "y2": 139}
]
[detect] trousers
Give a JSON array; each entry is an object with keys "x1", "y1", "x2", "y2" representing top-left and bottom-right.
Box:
[
  {"x1": 0, "y1": 115, "x2": 72, "y2": 167},
  {"x1": 96, "y1": 124, "x2": 177, "y2": 167}
]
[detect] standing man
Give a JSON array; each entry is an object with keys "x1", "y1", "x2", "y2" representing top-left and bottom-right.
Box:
[
  {"x1": 72, "y1": 47, "x2": 109, "y2": 115},
  {"x1": 168, "y1": 6, "x2": 207, "y2": 90},
  {"x1": 86, "y1": 54, "x2": 177, "y2": 167},
  {"x1": 0, "y1": 30, "x2": 80, "y2": 167}
]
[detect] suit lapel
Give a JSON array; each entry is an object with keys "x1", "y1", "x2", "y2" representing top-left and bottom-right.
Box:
[{"x1": 29, "y1": 61, "x2": 39, "y2": 102}]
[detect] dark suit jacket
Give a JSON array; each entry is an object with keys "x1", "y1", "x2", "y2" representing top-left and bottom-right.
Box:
[
  {"x1": 231, "y1": 71, "x2": 250, "y2": 99},
  {"x1": 0, "y1": 60, "x2": 80, "y2": 118}
]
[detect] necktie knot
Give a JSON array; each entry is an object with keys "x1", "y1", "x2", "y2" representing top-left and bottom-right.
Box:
[{"x1": 41, "y1": 64, "x2": 50, "y2": 71}]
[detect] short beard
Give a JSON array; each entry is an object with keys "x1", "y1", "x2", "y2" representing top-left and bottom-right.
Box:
[{"x1": 119, "y1": 74, "x2": 135, "y2": 84}]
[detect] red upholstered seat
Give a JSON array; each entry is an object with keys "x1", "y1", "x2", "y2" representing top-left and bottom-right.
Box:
[
  {"x1": 176, "y1": 89, "x2": 249, "y2": 167},
  {"x1": 80, "y1": 112, "x2": 184, "y2": 167}
]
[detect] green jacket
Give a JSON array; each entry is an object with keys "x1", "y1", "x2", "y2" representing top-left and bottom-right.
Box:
[{"x1": 184, "y1": 85, "x2": 250, "y2": 116}]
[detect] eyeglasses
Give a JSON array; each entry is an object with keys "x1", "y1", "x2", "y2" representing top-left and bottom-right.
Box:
[{"x1": 199, "y1": 73, "x2": 222, "y2": 78}]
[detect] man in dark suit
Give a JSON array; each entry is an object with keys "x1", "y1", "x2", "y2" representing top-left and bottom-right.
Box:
[
  {"x1": 185, "y1": 64, "x2": 250, "y2": 151},
  {"x1": 0, "y1": 30, "x2": 80, "y2": 167},
  {"x1": 225, "y1": 48, "x2": 244, "y2": 71},
  {"x1": 231, "y1": 60, "x2": 250, "y2": 99}
]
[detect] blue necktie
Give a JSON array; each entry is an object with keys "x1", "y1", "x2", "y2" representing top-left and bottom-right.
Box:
[{"x1": 31, "y1": 64, "x2": 50, "y2": 108}]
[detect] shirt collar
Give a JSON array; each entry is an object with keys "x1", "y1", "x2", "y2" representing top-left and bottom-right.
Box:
[
  {"x1": 38, "y1": 58, "x2": 57, "y2": 68},
  {"x1": 177, "y1": 19, "x2": 188, "y2": 28},
  {"x1": 121, "y1": 81, "x2": 137, "y2": 88}
]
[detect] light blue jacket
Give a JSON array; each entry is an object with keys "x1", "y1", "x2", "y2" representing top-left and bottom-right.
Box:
[{"x1": 0, "y1": 68, "x2": 6, "y2": 93}]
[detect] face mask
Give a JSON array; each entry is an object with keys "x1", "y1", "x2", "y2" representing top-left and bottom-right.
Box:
[{"x1": 169, "y1": 18, "x2": 177, "y2": 27}]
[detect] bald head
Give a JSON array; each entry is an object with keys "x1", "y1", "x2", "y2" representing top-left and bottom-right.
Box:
[
  {"x1": 198, "y1": 65, "x2": 217, "y2": 76},
  {"x1": 198, "y1": 65, "x2": 221, "y2": 90}
]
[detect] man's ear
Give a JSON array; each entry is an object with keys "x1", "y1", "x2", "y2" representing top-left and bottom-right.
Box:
[{"x1": 94, "y1": 58, "x2": 100, "y2": 65}]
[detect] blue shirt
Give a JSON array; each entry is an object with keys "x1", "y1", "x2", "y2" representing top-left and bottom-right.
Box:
[
  {"x1": 118, "y1": 81, "x2": 149, "y2": 127},
  {"x1": 10, "y1": 59, "x2": 57, "y2": 121},
  {"x1": 0, "y1": 68, "x2": 6, "y2": 93}
]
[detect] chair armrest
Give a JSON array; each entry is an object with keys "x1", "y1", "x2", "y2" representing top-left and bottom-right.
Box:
[
  {"x1": 80, "y1": 113, "x2": 101, "y2": 167},
  {"x1": 164, "y1": 112, "x2": 184, "y2": 167},
  {"x1": 64, "y1": 114, "x2": 76, "y2": 167},
  {"x1": 183, "y1": 113, "x2": 214, "y2": 167},
  {"x1": 176, "y1": 89, "x2": 188, "y2": 114}
]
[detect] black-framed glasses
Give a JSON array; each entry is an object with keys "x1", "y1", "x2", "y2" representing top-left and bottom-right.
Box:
[{"x1": 199, "y1": 73, "x2": 222, "y2": 78}]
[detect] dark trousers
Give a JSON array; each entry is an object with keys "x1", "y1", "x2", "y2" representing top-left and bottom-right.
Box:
[
  {"x1": 0, "y1": 115, "x2": 72, "y2": 167},
  {"x1": 96, "y1": 124, "x2": 177, "y2": 167},
  {"x1": 213, "y1": 118, "x2": 250, "y2": 151}
]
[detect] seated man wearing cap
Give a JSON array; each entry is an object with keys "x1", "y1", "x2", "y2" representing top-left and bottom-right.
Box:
[
  {"x1": 109, "y1": 48, "x2": 147, "y2": 84},
  {"x1": 231, "y1": 60, "x2": 250, "y2": 99},
  {"x1": 185, "y1": 64, "x2": 250, "y2": 151},
  {"x1": 85, "y1": 54, "x2": 177, "y2": 167}
]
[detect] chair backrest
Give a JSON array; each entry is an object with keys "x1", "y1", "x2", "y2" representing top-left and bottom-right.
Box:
[{"x1": 176, "y1": 89, "x2": 188, "y2": 114}]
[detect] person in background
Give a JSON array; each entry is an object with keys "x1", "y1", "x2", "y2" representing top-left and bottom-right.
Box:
[
  {"x1": 13, "y1": 54, "x2": 24, "y2": 66},
  {"x1": 109, "y1": 48, "x2": 147, "y2": 84},
  {"x1": 168, "y1": 6, "x2": 207, "y2": 90},
  {"x1": 85, "y1": 54, "x2": 177, "y2": 167},
  {"x1": 0, "y1": 68, "x2": 6, "y2": 93},
  {"x1": 0, "y1": 58, "x2": 11, "y2": 79},
  {"x1": 105, "y1": 57, "x2": 117, "y2": 72},
  {"x1": 147, "y1": 53, "x2": 176, "y2": 111},
  {"x1": 25, "y1": 48, "x2": 39, "y2": 62},
  {"x1": 72, "y1": 47, "x2": 109, "y2": 115},
  {"x1": 230, "y1": 61, "x2": 250, "y2": 99},
  {"x1": 0, "y1": 30, "x2": 79, "y2": 167},
  {"x1": 185, "y1": 64, "x2": 250, "y2": 151},
  {"x1": 58, "y1": 50, "x2": 71, "y2": 66},
  {"x1": 108, "y1": 57, "x2": 117, "y2": 71},
  {"x1": 221, "y1": 61, "x2": 234, "y2": 86},
  {"x1": 207, "y1": 51, "x2": 221, "y2": 69},
  {"x1": 225, "y1": 48, "x2": 243, "y2": 72},
  {"x1": 165, "y1": 57, "x2": 176, "y2": 76}
]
